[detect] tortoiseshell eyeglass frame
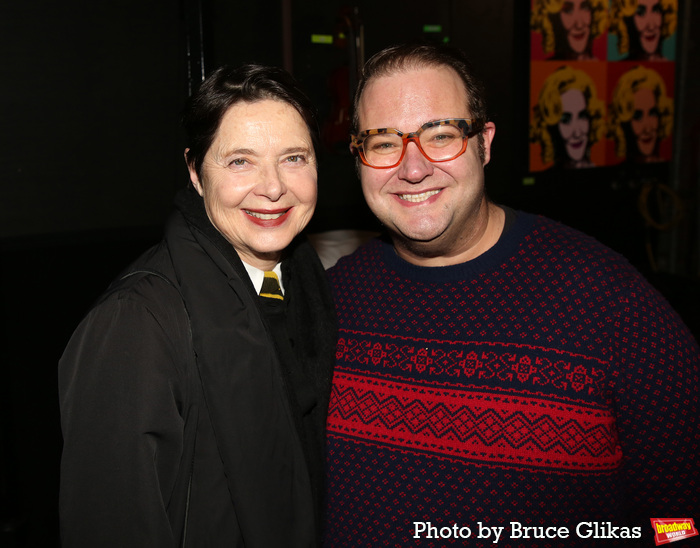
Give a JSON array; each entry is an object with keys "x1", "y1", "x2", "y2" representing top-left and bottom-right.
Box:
[{"x1": 350, "y1": 118, "x2": 485, "y2": 169}]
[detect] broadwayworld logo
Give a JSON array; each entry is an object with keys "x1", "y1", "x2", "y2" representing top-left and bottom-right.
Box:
[{"x1": 650, "y1": 519, "x2": 698, "y2": 545}]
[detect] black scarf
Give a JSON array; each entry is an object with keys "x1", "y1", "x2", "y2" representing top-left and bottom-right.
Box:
[{"x1": 172, "y1": 186, "x2": 336, "y2": 543}]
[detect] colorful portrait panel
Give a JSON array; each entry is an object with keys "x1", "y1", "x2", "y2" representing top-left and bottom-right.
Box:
[
  {"x1": 528, "y1": 0, "x2": 677, "y2": 174},
  {"x1": 530, "y1": 0, "x2": 609, "y2": 61},
  {"x1": 607, "y1": 0, "x2": 678, "y2": 61},
  {"x1": 530, "y1": 61, "x2": 607, "y2": 172},
  {"x1": 606, "y1": 61, "x2": 675, "y2": 164}
]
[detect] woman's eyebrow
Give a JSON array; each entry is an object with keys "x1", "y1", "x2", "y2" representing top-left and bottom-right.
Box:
[
  {"x1": 221, "y1": 147, "x2": 257, "y2": 157},
  {"x1": 280, "y1": 146, "x2": 312, "y2": 155}
]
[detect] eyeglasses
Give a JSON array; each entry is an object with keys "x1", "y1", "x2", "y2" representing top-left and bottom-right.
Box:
[{"x1": 350, "y1": 118, "x2": 484, "y2": 169}]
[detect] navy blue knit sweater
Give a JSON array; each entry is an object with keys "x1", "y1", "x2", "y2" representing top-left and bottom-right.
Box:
[{"x1": 325, "y1": 212, "x2": 699, "y2": 547}]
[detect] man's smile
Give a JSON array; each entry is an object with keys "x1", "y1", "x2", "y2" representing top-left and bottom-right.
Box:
[{"x1": 397, "y1": 189, "x2": 441, "y2": 203}]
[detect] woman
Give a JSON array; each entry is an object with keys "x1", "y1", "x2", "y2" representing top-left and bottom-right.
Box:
[
  {"x1": 530, "y1": 65, "x2": 605, "y2": 169},
  {"x1": 609, "y1": 0, "x2": 677, "y2": 61},
  {"x1": 531, "y1": 0, "x2": 608, "y2": 60},
  {"x1": 608, "y1": 65, "x2": 673, "y2": 163},
  {"x1": 58, "y1": 65, "x2": 336, "y2": 546}
]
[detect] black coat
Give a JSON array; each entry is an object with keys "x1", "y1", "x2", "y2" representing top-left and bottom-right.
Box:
[{"x1": 58, "y1": 188, "x2": 336, "y2": 547}]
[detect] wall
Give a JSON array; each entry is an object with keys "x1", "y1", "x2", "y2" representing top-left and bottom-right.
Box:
[{"x1": 0, "y1": 1, "x2": 185, "y2": 239}]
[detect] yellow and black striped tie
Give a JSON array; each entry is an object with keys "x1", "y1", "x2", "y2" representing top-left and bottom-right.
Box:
[{"x1": 259, "y1": 271, "x2": 283, "y2": 301}]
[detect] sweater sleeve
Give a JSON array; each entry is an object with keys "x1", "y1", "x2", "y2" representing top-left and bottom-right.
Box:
[
  {"x1": 58, "y1": 284, "x2": 189, "y2": 547},
  {"x1": 611, "y1": 275, "x2": 700, "y2": 523}
]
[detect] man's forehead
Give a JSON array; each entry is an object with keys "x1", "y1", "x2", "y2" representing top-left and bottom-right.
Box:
[{"x1": 357, "y1": 65, "x2": 471, "y2": 129}]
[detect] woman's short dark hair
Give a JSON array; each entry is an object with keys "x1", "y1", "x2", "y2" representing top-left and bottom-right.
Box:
[
  {"x1": 352, "y1": 43, "x2": 488, "y2": 161},
  {"x1": 183, "y1": 64, "x2": 319, "y2": 179}
]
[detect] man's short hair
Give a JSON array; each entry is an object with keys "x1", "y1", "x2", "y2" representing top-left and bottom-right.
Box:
[{"x1": 352, "y1": 43, "x2": 489, "y2": 161}]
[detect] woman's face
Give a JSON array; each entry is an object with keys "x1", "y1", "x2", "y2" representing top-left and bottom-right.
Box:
[
  {"x1": 634, "y1": 0, "x2": 663, "y2": 55},
  {"x1": 560, "y1": 0, "x2": 592, "y2": 55},
  {"x1": 188, "y1": 99, "x2": 317, "y2": 270},
  {"x1": 630, "y1": 87, "x2": 659, "y2": 157},
  {"x1": 558, "y1": 88, "x2": 590, "y2": 162}
]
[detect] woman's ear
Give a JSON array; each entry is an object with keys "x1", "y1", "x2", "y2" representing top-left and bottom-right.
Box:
[{"x1": 184, "y1": 149, "x2": 204, "y2": 196}]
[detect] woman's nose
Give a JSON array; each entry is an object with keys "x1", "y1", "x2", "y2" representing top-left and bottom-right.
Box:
[{"x1": 256, "y1": 166, "x2": 286, "y2": 200}]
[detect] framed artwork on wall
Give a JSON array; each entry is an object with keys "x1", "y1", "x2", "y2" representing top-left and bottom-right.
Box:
[{"x1": 528, "y1": 0, "x2": 678, "y2": 172}]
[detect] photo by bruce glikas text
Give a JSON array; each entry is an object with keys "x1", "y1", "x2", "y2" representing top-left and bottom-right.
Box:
[{"x1": 413, "y1": 521, "x2": 642, "y2": 542}]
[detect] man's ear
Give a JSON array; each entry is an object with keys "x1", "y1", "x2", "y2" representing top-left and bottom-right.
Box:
[
  {"x1": 184, "y1": 149, "x2": 204, "y2": 196},
  {"x1": 481, "y1": 122, "x2": 496, "y2": 166},
  {"x1": 349, "y1": 143, "x2": 362, "y2": 180}
]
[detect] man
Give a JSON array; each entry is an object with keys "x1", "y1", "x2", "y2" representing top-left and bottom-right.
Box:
[{"x1": 325, "y1": 43, "x2": 699, "y2": 546}]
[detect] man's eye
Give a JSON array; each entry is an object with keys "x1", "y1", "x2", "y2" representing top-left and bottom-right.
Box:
[
  {"x1": 427, "y1": 133, "x2": 457, "y2": 147},
  {"x1": 370, "y1": 140, "x2": 399, "y2": 152},
  {"x1": 230, "y1": 158, "x2": 247, "y2": 166}
]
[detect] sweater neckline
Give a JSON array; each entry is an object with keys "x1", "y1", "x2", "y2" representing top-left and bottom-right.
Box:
[{"x1": 377, "y1": 209, "x2": 535, "y2": 282}]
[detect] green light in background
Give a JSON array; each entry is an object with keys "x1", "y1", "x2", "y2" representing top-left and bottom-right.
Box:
[
  {"x1": 311, "y1": 34, "x2": 333, "y2": 45},
  {"x1": 523, "y1": 176, "x2": 536, "y2": 186},
  {"x1": 423, "y1": 24, "x2": 442, "y2": 33}
]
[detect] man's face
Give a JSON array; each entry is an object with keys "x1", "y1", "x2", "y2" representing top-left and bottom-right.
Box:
[{"x1": 356, "y1": 65, "x2": 495, "y2": 263}]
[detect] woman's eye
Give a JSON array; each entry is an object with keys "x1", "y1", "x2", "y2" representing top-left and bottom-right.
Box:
[
  {"x1": 282, "y1": 153, "x2": 313, "y2": 167},
  {"x1": 560, "y1": 112, "x2": 573, "y2": 125},
  {"x1": 632, "y1": 109, "x2": 643, "y2": 121}
]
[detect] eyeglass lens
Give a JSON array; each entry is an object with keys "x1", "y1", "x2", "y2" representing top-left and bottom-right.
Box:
[{"x1": 362, "y1": 123, "x2": 465, "y2": 167}]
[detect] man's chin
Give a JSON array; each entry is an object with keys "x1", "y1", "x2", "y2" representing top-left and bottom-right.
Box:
[
  {"x1": 392, "y1": 229, "x2": 451, "y2": 258},
  {"x1": 393, "y1": 226, "x2": 443, "y2": 245}
]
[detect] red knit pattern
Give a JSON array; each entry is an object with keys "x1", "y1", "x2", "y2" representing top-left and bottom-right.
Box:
[{"x1": 331, "y1": 370, "x2": 621, "y2": 472}]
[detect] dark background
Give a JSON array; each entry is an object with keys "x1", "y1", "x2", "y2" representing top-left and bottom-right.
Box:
[{"x1": 2, "y1": 1, "x2": 699, "y2": 545}]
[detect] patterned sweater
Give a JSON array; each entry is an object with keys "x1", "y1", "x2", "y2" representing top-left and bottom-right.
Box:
[{"x1": 325, "y1": 212, "x2": 699, "y2": 547}]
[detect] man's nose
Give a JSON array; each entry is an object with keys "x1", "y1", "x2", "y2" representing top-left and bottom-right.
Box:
[{"x1": 397, "y1": 141, "x2": 434, "y2": 183}]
